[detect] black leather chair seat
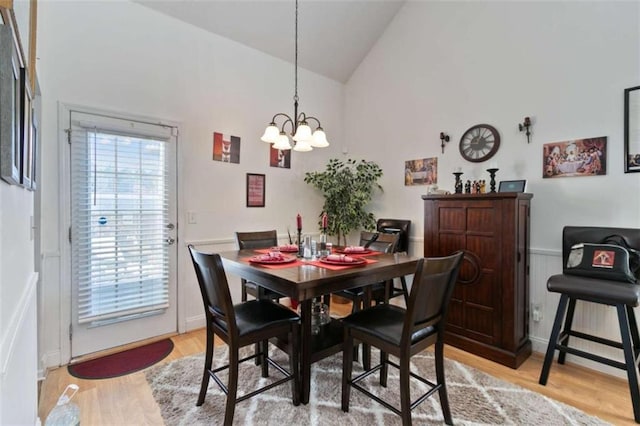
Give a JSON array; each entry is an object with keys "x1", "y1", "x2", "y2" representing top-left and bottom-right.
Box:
[
  {"x1": 234, "y1": 300, "x2": 300, "y2": 336},
  {"x1": 548, "y1": 274, "x2": 640, "y2": 307},
  {"x1": 342, "y1": 305, "x2": 436, "y2": 347}
]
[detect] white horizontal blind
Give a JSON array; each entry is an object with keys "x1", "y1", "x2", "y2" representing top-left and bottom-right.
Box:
[{"x1": 70, "y1": 112, "x2": 173, "y2": 324}]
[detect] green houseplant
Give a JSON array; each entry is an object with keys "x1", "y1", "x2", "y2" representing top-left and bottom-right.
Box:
[{"x1": 304, "y1": 158, "x2": 383, "y2": 246}]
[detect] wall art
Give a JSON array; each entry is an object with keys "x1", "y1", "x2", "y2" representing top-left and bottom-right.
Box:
[
  {"x1": 543, "y1": 136, "x2": 607, "y2": 178},
  {"x1": 0, "y1": 24, "x2": 23, "y2": 185},
  {"x1": 212, "y1": 132, "x2": 240, "y2": 164},
  {"x1": 625, "y1": 86, "x2": 640, "y2": 173},
  {"x1": 404, "y1": 157, "x2": 437, "y2": 186},
  {"x1": 246, "y1": 173, "x2": 265, "y2": 207},
  {"x1": 269, "y1": 146, "x2": 290, "y2": 169}
]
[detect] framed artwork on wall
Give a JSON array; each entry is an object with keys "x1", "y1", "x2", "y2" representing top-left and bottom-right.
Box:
[
  {"x1": 20, "y1": 67, "x2": 33, "y2": 189},
  {"x1": 0, "y1": 24, "x2": 23, "y2": 185},
  {"x1": 625, "y1": 86, "x2": 640, "y2": 173},
  {"x1": 542, "y1": 136, "x2": 607, "y2": 178},
  {"x1": 212, "y1": 132, "x2": 241, "y2": 164},
  {"x1": 246, "y1": 173, "x2": 265, "y2": 207}
]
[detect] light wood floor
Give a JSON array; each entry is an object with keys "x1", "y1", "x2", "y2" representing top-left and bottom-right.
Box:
[{"x1": 39, "y1": 300, "x2": 636, "y2": 425}]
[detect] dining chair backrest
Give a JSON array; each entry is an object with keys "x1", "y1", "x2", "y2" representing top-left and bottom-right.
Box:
[
  {"x1": 359, "y1": 231, "x2": 399, "y2": 254},
  {"x1": 188, "y1": 245, "x2": 238, "y2": 337},
  {"x1": 403, "y1": 251, "x2": 464, "y2": 346},
  {"x1": 376, "y1": 219, "x2": 411, "y2": 253},
  {"x1": 236, "y1": 230, "x2": 278, "y2": 250}
]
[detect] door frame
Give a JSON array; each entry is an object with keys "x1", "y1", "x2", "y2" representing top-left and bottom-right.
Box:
[{"x1": 58, "y1": 102, "x2": 185, "y2": 363}]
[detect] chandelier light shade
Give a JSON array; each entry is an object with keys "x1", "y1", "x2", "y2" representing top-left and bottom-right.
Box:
[{"x1": 261, "y1": 0, "x2": 329, "y2": 152}]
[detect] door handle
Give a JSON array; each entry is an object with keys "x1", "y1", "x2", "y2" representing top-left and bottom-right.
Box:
[
  {"x1": 166, "y1": 237, "x2": 176, "y2": 245},
  {"x1": 166, "y1": 223, "x2": 175, "y2": 230}
]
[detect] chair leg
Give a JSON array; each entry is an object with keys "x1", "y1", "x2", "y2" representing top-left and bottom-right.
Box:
[
  {"x1": 260, "y1": 339, "x2": 269, "y2": 378},
  {"x1": 539, "y1": 294, "x2": 569, "y2": 385},
  {"x1": 558, "y1": 297, "x2": 577, "y2": 365},
  {"x1": 289, "y1": 323, "x2": 300, "y2": 406},
  {"x1": 351, "y1": 294, "x2": 362, "y2": 363},
  {"x1": 399, "y1": 354, "x2": 412, "y2": 426},
  {"x1": 626, "y1": 306, "x2": 640, "y2": 368},
  {"x1": 380, "y1": 349, "x2": 389, "y2": 387},
  {"x1": 341, "y1": 332, "x2": 354, "y2": 412},
  {"x1": 197, "y1": 325, "x2": 214, "y2": 406},
  {"x1": 435, "y1": 340, "x2": 453, "y2": 425},
  {"x1": 224, "y1": 347, "x2": 239, "y2": 426},
  {"x1": 617, "y1": 304, "x2": 640, "y2": 423}
]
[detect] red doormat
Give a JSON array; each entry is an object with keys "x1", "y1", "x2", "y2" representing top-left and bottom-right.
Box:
[{"x1": 68, "y1": 339, "x2": 174, "y2": 380}]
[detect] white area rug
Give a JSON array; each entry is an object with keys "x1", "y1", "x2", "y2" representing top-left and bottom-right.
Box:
[{"x1": 145, "y1": 347, "x2": 608, "y2": 425}]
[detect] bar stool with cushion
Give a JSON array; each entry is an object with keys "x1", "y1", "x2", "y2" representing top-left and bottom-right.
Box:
[
  {"x1": 341, "y1": 251, "x2": 464, "y2": 425},
  {"x1": 188, "y1": 245, "x2": 300, "y2": 425},
  {"x1": 538, "y1": 226, "x2": 640, "y2": 423}
]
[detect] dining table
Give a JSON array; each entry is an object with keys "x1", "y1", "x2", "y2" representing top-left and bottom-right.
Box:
[{"x1": 219, "y1": 248, "x2": 419, "y2": 404}]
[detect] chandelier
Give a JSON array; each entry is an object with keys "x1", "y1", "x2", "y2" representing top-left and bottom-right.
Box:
[{"x1": 260, "y1": 0, "x2": 329, "y2": 152}]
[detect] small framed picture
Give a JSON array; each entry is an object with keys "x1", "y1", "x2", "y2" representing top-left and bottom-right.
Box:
[
  {"x1": 246, "y1": 173, "x2": 265, "y2": 207},
  {"x1": 498, "y1": 179, "x2": 527, "y2": 193}
]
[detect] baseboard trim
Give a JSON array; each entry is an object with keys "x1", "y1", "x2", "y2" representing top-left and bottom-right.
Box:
[{"x1": 185, "y1": 314, "x2": 205, "y2": 331}]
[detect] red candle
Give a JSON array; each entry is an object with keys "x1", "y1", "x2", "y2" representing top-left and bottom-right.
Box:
[
  {"x1": 296, "y1": 214, "x2": 302, "y2": 230},
  {"x1": 322, "y1": 213, "x2": 328, "y2": 228}
]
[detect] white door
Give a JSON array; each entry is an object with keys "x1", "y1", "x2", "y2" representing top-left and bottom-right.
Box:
[{"x1": 67, "y1": 109, "x2": 178, "y2": 357}]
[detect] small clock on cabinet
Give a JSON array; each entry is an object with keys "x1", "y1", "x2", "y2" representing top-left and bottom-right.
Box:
[{"x1": 459, "y1": 124, "x2": 500, "y2": 162}]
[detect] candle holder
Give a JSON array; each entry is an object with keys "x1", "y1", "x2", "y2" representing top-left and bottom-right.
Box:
[
  {"x1": 487, "y1": 168, "x2": 499, "y2": 193},
  {"x1": 297, "y1": 229, "x2": 303, "y2": 257},
  {"x1": 453, "y1": 172, "x2": 463, "y2": 194}
]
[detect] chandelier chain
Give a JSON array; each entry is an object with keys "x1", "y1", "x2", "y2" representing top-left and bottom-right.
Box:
[{"x1": 294, "y1": 0, "x2": 299, "y2": 103}]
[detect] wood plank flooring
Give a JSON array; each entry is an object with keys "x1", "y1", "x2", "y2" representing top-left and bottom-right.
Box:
[{"x1": 39, "y1": 300, "x2": 636, "y2": 425}]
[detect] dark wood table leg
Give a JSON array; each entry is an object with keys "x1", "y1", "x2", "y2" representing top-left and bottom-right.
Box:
[{"x1": 300, "y1": 298, "x2": 312, "y2": 404}]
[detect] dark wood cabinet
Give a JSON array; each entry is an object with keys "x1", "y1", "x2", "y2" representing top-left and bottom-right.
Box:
[{"x1": 422, "y1": 193, "x2": 533, "y2": 368}]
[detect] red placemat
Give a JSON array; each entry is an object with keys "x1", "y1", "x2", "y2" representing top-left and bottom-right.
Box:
[{"x1": 308, "y1": 257, "x2": 378, "y2": 271}]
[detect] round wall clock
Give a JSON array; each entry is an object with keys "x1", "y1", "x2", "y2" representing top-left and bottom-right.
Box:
[{"x1": 459, "y1": 124, "x2": 501, "y2": 162}]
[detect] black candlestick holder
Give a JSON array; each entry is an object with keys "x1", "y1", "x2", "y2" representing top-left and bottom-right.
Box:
[
  {"x1": 453, "y1": 172, "x2": 463, "y2": 194},
  {"x1": 297, "y1": 229, "x2": 303, "y2": 257},
  {"x1": 487, "y1": 168, "x2": 499, "y2": 193}
]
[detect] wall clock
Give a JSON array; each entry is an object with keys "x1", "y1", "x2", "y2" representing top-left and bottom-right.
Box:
[{"x1": 459, "y1": 124, "x2": 501, "y2": 162}]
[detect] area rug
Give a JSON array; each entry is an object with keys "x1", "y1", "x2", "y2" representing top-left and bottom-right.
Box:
[
  {"x1": 68, "y1": 338, "x2": 174, "y2": 379},
  {"x1": 145, "y1": 347, "x2": 608, "y2": 425}
]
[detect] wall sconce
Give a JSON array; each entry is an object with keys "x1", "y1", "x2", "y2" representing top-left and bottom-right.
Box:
[
  {"x1": 440, "y1": 132, "x2": 450, "y2": 153},
  {"x1": 518, "y1": 116, "x2": 532, "y2": 143}
]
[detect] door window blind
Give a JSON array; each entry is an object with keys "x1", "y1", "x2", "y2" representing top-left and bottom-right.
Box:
[{"x1": 70, "y1": 112, "x2": 173, "y2": 324}]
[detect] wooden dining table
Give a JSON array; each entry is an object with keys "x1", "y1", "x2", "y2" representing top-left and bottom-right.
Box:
[{"x1": 219, "y1": 248, "x2": 419, "y2": 404}]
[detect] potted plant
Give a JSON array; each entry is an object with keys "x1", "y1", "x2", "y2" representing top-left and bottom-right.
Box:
[{"x1": 304, "y1": 158, "x2": 383, "y2": 246}]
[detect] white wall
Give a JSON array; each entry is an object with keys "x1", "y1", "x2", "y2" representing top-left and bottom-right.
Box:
[
  {"x1": 36, "y1": 1, "x2": 344, "y2": 368},
  {"x1": 345, "y1": 0, "x2": 640, "y2": 375},
  {"x1": 1, "y1": 0, "x2": 40, "y2": 423}
]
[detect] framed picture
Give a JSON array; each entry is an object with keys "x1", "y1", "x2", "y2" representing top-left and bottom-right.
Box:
[
  {"x1": 20, "y1": 67, "x2": 33, "y2": 189},
  {"x1": 404, "y1": 157, "x2": 438, "y2": 186},
  {"x1": 246, "y1": 173, "x2": 265, "y2": 207},
  {"x1": 625, "y1": 86, "x2": 640, "y2": 173},
  {"x1": 542, "y1": 136, "x2": 607, "y2": 178},
  {"x1": 0, "y1": 24, "x2": 23, "y2": 185},
  {"x1": 270, "y1": 146, "x2": 291, "y2": 169},
  {"x1": 212, "y1": 132, "x2": 241, "y2": 164},
  {"x1": 498, "y1": 180, "x2": 527, "y2": 193}
]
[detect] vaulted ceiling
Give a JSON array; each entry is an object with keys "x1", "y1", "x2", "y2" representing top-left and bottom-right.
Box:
[{"x1": 134, "y1": 0, "x2": 406, "y2": 83}]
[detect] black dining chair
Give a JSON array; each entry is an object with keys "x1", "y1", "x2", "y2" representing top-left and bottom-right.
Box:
[
  {"x1": 188, "y1": 245, "x2": 300, "y2": 425},
  {"x1": 331, "y1": 231, "x2": 400, "y2": 368},
  {"x1": 341, "y1": 251, "x2": 464, "y2": 426},
  {"x1": 235, "y1": 230, "x2": 284, "y2": 302},
  {"x1": 377, "y1": 218, "x2": 412, "y2": 304}
]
